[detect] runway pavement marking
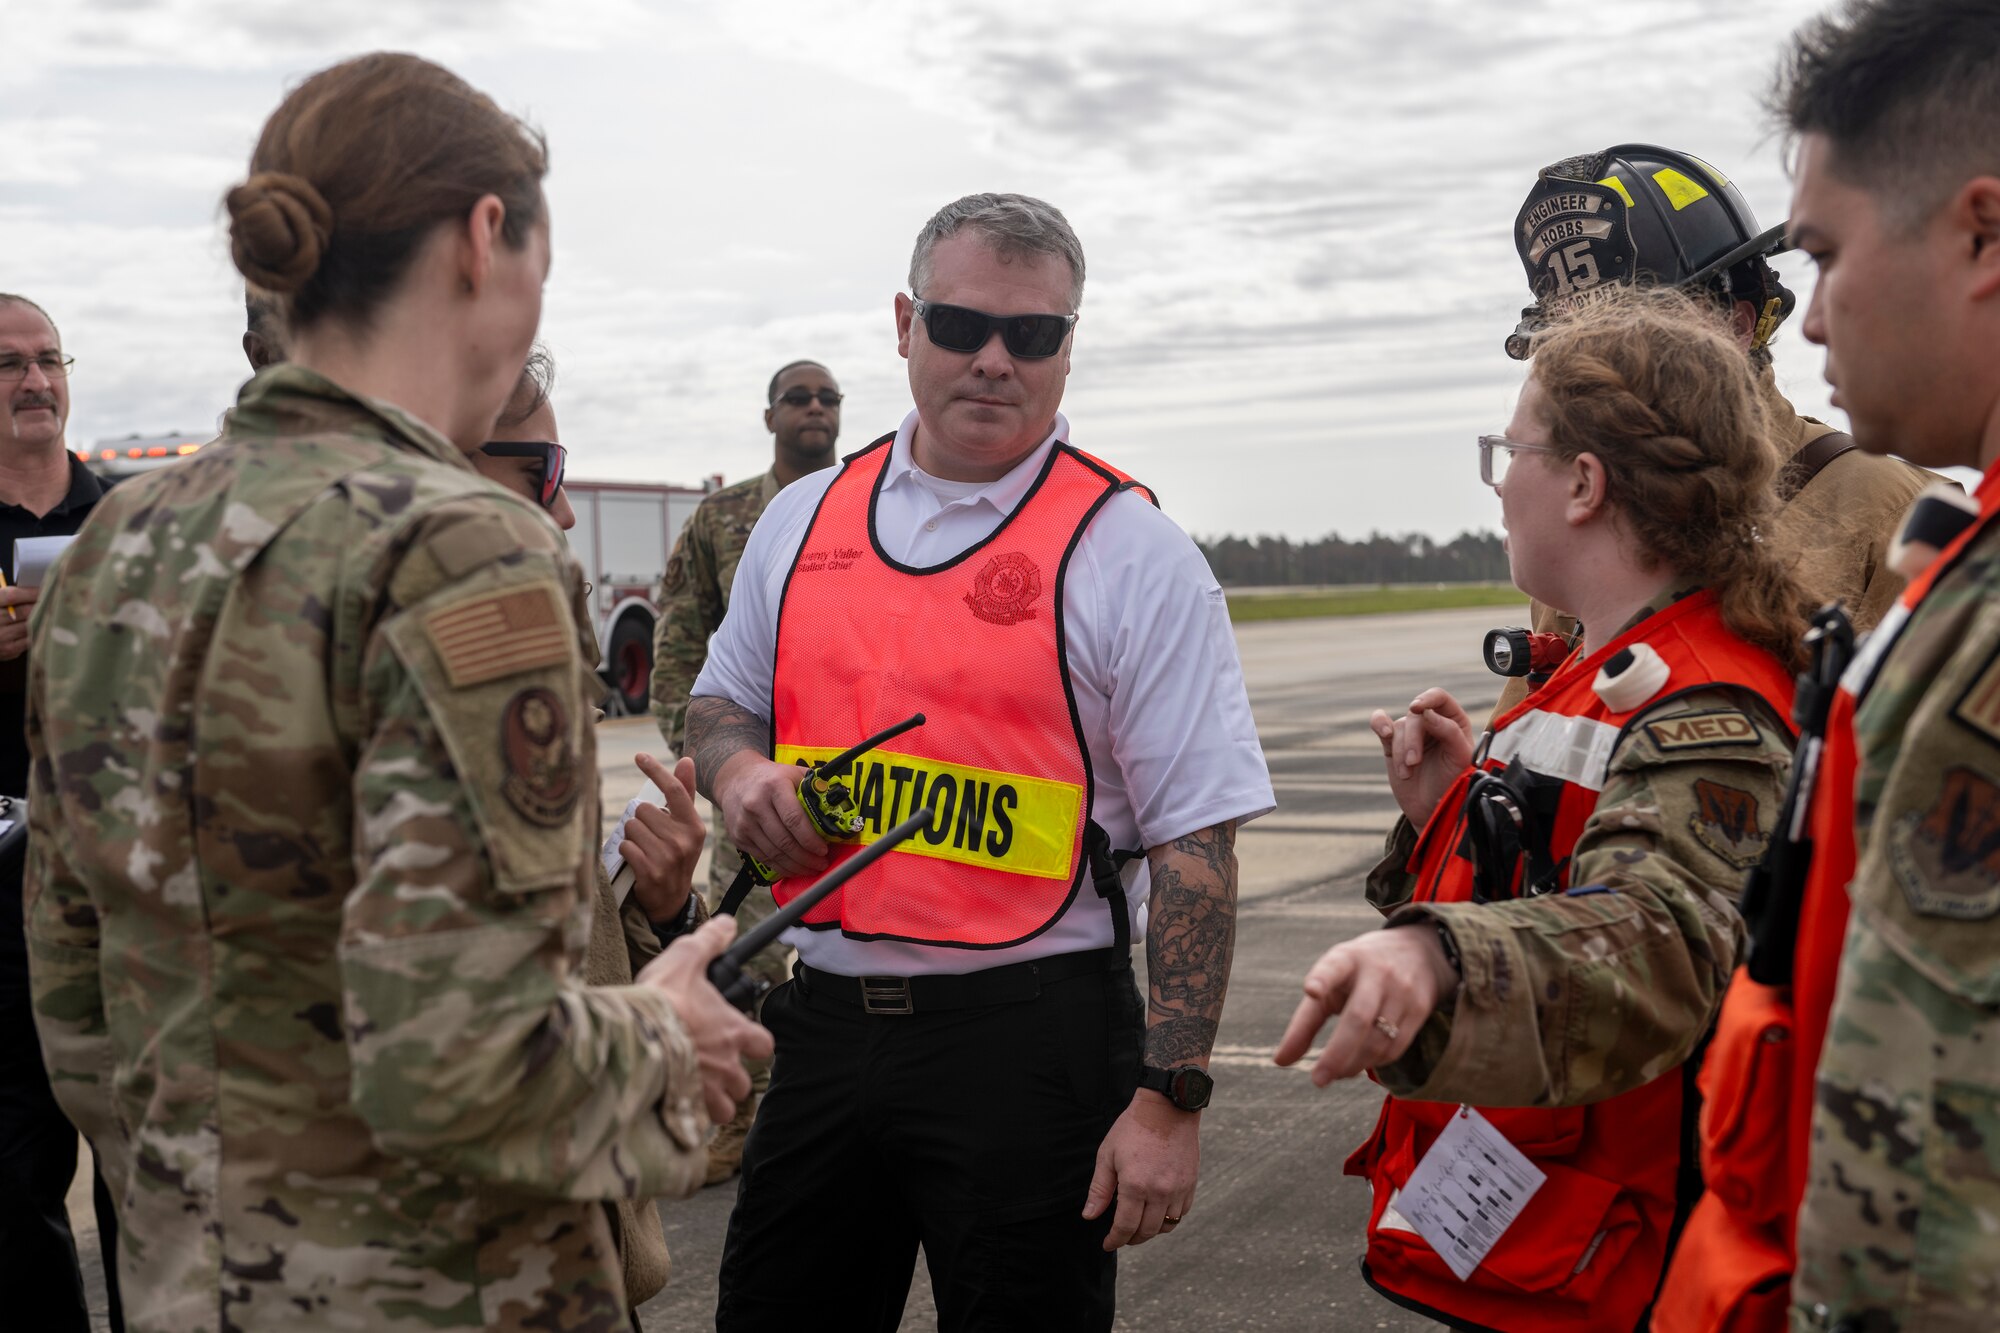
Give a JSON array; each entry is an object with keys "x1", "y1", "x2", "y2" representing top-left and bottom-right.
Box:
[{"x1": 1208, "y1": 1042, "x2": 1319, "y2": 1069}]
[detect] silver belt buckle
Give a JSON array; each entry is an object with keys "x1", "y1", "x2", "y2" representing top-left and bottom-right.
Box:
[{"x1": 860, "y1": 976, "x2": 913, "y2": 1015}]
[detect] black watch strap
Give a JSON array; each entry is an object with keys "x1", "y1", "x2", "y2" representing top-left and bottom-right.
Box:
[
  {"x1": 1139, "y1": 1063, "x2": 1214, "y2": 1111},
  {"x1": 649, "y1": 893, "x2": 701, "y2": 950}
]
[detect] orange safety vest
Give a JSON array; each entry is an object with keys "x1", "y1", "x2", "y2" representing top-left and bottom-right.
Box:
[
  {"x1": 1656, "y1": 469, "x2": 2000, "y2": 1333},
  {"x1": 769, "y1": 433, "x2": 1151, "y2": 948},
  {"x1": 1346, "y1": 590, "x2": 1796, "y2": 1333}
]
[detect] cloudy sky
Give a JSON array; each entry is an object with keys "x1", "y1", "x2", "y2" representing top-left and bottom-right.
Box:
[{"x1": 7, "y1": 0, "x2": 1852, "y2": 541}]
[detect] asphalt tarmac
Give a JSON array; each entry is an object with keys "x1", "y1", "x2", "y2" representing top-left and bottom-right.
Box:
[
  {"x1": 64, "y1": 604, "x2": 1509, "y2": 1332},
  {"x1": 598, "y1": 606, "x2": 1507, "y2": 1332}
]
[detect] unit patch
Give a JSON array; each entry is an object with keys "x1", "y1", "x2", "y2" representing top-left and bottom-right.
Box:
[
  {"x1": 499, "y1": 686, "x2": 580, "y2": 827},
  {"x1": 964, "y1": 551, "x2": 1042, "y2": 627},
  {"x1": 1950, "y1": 645, "x2": 2000, "y2": 747},
  {"x1": 1888, "y1": 766, "x2": 2000, "y2": 920},
  {"x1": 1645, "y1": 710, "x2": 1761, "y2": 751},
  {"x1": 425, "y1": 585, "x2": 571, "y2": 688},
  {"x1": 1689, "y1": 778, "x2": 1769, "y2": 871}
]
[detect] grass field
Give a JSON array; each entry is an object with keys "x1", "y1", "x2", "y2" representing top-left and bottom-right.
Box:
[{"x1": 1225, "y1": 583, "x2": 1528, "y2": 623}]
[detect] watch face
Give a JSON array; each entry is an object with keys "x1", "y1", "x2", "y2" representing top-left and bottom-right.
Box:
[{"x1": 1170, "y1": 1067, "x2": 1214, "y2": 1111}]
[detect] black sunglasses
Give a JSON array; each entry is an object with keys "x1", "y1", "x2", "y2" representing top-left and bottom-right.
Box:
[
  {"x1": 479, "y1": 440, "x2": 568, "y2": 510},
  {"x1": 775, "y1": 389, "x2": 845, "y2": 409},
  {"x1": 911, "y1": 298, "x2": 1077, "y2": 360}
]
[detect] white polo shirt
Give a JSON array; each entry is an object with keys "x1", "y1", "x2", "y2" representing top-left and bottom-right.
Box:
[{"x1": 692, "y1": 409, "x2": 1274, "y2": 975}]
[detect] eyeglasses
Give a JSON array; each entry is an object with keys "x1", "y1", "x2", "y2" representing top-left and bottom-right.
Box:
[
  {"x1": 1477, "y1": 434, "x2": 1559, "y2": 489},
  {"x1": 479, "y1": 440, "x2": 568, "y2": 510},
  {"x1": 0, "y1": 354, "x2": 74, "y2": 383},
  {"x1": 774, "y1": 389, "x2": 844, "y2": 409},
  {"x1": 911, "y1": 298, "x2": 1077, "y2": 360}
]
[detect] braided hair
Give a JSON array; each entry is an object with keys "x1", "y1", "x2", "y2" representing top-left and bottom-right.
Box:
[{"x1": 1529, "y1": 286, "x2": 1812, "y2": 669}]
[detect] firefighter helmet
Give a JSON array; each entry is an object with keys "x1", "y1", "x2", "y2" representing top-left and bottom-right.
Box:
[{"x1": 1505, "y1": 144, "x2": 1795, "y2": 359}]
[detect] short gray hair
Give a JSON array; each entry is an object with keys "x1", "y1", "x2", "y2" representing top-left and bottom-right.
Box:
[{"x1": 908, "y1": 193, "x2": 1085, "y2": 312}]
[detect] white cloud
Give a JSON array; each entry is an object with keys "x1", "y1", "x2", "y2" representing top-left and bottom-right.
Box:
[{"x1": 16, "y1": 0, "x2": 1849, "y2": 540}]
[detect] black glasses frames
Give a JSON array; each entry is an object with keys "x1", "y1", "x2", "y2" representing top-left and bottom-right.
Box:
[
  {"x1": 775, "y1": 389, "x2": 845, "y2": 409},
  {"x1": 911, "y1": 299, "x2": 1077, "y2": 360}
]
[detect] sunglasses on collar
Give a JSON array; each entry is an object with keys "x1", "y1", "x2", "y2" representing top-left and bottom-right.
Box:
[
  {"x1": 911, "y1": 298, "x2": 1077, "y2": 360},
  {"x1": 479, "y1": 440, "x2": 568, "y2": 510}
]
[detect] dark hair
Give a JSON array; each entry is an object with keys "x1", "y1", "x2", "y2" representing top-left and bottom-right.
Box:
[
  {"x1": 225, "y1": 52, "x2": 548, "y2": 331},
  {"x1": 0, "y1": 294, "x2": 59, "y2": 345},
  {"x1": 766, "y1": 359, "x2": 830, "y2": 405},
  {"x1": 1531, "y1": 287, "x2": 1810, "y2": 669},
  {"x1": 1772, "y1": 0, "x2": 2000, "y2": 228},
  {"x1": 496, "y1": 344, "x2": 556, "y2": 430}
]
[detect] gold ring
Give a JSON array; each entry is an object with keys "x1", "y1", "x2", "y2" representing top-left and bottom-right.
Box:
[
  {"x1": 1162, "y1": 1215, "x2": 1182, "y2": 1228},
  {"x1": 1373, "y1": 1015, "x2": 1399, "y2": 1042}
]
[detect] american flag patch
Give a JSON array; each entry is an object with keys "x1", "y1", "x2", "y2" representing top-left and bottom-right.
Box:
[{"x1": 424, "y1": 585, "x2": 572, "y2": 688}]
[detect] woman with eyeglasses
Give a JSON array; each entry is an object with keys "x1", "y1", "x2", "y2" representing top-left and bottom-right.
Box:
[
  {"x1": 21, "y1": 52, "x2": 766, "y2": 1331},
  {"x1": 1276, "y1": 287, "x2": 1807, "y2": 1333},
  {"x1": 470, "y1": 343, "x2": 717, "y2": 1311}
]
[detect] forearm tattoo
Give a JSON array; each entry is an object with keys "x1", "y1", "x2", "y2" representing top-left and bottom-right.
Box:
[
  {"x1": 683, "y1": 695, "x2": 771, "y2": 803},
  {"x1": 1144, "y1": 822, "x2": 1238, "y2": 1067}
]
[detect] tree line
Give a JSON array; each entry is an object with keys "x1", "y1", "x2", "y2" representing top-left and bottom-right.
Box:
[{"x1": 1194, "y1": 530, "x2": 1510, "y2": 587}]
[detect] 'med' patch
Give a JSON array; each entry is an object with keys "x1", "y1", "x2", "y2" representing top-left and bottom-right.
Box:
[
  {"x1": 1950, "y1": 645, "x2": 2000, "y2": 747},
  {"x1": 1645, "y1": 710, "x2": 1760, "y2": 751},
  {"x1": 425, "y1": 585, "x2": 571, "y2": 688}
]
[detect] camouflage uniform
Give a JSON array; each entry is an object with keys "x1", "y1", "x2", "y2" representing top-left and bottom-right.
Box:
[
  {"x1": 1492, "y1": 387, "x2": 1933, "y2": 719},
  {"x1": 1792, "y1": 483, "x2": 2000, "y2": 1331},
  {"x1": 1366, "y1": 589, "x2": 1794, "y2": 1105},
  {"x1": 23, "y1": 365, "x2": 709, "y2": 1333},
  {"x1": 649, "y1": 469, "x2": 784, "y2": 980}
]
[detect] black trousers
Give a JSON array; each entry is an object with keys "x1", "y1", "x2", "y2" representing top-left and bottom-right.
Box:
[
  {"x1": 0, "y1": 831, "x2": 122, "y2": 1333},
  {"x1": 715, "y1": 953, "x2": 1145, "y2": 1333}
]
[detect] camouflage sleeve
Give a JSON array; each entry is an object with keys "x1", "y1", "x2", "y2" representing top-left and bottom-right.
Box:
[
  {"x1": 1795, "y1": 572, "x2": 2000, "y2": 1325},
  {"x1": 21, "y1": 611, "x2": 126, "y2": 1194},
  {"x1": 1364, "y1": 817, "x2": 1421, "y2": 913},
  {"x1": 649, "y1": 508, "x2": 724, "y2": 754},
  {"x1": 618, "y1": 887, "x2": 709, "y2": 975},
  {"x1": 1377, "y1": 687, "x2": 1791, "y2": 1107},
  {"x1": 341, "y1": 500, "x2": 710, "y2": 1202}
]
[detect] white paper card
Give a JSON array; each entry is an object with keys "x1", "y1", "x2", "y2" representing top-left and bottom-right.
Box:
[
  {"x1": 14, "y1": 535, "x2": 76, "y2": 589},
  {"x1": 600, "y1": 780, "x2": 665, "y2": 907},
  {"x1": 1398, "y1": 1105, "x2": 1546, "y2": 1281}
]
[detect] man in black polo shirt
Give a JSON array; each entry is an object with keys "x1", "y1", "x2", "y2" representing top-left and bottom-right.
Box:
[{"x1": 0, "y1": 293, "x2": 117, "y2": 1333}]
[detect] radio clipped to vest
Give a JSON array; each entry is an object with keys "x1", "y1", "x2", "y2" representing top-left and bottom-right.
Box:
[
  {"x1": 1462, "y1": 755, "x2": 1569, "y2": 903},
  {"x1": 718, "y1": 712, "x2": 928, "y2": 917},
  {"x1": 1737, "y1": 604, "x2": 1855, "y2": 986}
]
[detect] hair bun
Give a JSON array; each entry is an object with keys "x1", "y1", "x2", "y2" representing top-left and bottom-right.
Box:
[{"x1": 226, "y1": 172, "x2": 333, "y2": 293}]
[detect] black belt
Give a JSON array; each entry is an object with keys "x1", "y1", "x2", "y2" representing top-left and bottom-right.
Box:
[{"x1": 796, "y1": 948, "x2": 1126, "y2": 1016}]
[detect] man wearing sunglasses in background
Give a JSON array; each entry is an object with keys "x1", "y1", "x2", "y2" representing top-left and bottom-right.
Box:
[
  {"x1": 649, "y1": 357, "x2": 843, "y2": 1186},
  {"x1": 688, "y1": 193, "x2": 1272, "y2": 1331},
  {"x1": 0, "y1": 294, "x2": 121, "y2": 1333}
]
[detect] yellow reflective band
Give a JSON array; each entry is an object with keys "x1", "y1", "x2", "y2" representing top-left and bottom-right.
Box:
[
  {"x1": 1652, "y1": 168, "x2": 1711, "y2": 211},
  {"x1": 778, "y1": 745, "x2": 1083, "y2": 880},
  {"x1": 1688, "y1": 155, "x2": 1731, "y2": 188},
  {"x1": 1598, "y1": 176, "x2": 1635, "y2": 208}
]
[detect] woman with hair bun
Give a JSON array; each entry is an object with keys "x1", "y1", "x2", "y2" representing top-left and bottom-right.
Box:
[
  {"x1": 21, "y1": 52, "x2": 767, "y2": 1332},
  {"x1": 1276, "y1": 288, "x2": 1806, "y2": 1333}
]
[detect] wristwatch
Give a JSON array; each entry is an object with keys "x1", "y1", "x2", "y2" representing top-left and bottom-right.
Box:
[
  {"x1": 1139, "y1": 1064, "x2": 1214, "y2": 1112},
  {"x1": 649, "y1": 893, "x2": 701, "y2": 950}
]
